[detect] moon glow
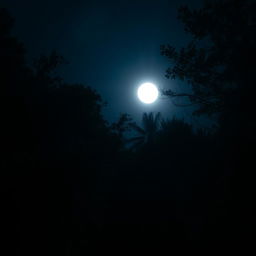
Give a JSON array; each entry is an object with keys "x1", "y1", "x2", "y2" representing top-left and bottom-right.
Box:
[{"x1": 137, "y1": 83, "x2": 159, "y2": 104}]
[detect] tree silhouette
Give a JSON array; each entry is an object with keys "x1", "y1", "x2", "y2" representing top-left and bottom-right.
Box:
[
  {"x1": 161, "y1": 0, "x2": 256, "y2": 118},
  {"x1": 1, "y1": 8, "x2": 124, "y2": 252},
  {"x1": 160, "y1": 116, "x2": 193, "y2": 137},
  {"x1": 127, "y1": 112, "x2": 161, "y2": 150},
  {"x1": 160, "y1": 0, "x2": 256, "y2": 240},
  {"x1": 111, "y1": 113, "x2": 134, "y2": 144}
]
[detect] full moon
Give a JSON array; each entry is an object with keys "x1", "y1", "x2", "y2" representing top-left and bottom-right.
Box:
[{"x1": 137, "y1": 82, "x2": 159, "y2": 104}]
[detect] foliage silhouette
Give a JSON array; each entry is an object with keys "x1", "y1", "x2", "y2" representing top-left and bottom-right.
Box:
[
  {"x1": 1, "y1": 8, "x2": 122, "y2": 252},
  {"x1": 161, "y1": 0, "x2": 255, "y2": 240},
  {"x1": 127, "y1": 112, "x2": 161, "y2": 150},
  {"x1": 161, "y1": 0, "x2": 256, "y2": 119}
]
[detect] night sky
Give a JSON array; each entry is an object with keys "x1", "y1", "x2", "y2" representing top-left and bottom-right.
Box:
[{"x1": 2, "y1": 0, "x2": 203, "y2": 124}]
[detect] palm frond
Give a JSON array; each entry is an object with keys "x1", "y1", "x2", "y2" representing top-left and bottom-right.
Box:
[{"x1": 129, "y1": 122, "x2": 145, "y2": 135}]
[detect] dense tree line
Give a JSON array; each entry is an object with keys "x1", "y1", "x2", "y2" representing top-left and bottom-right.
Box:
[{"x1": 161, "y1": 0, "x2": 255, "y2": 241}]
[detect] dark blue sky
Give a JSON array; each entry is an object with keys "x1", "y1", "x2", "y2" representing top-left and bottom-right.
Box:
[{"x1": 2, "y1": 0, "x2": 203, "y2": 124}]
